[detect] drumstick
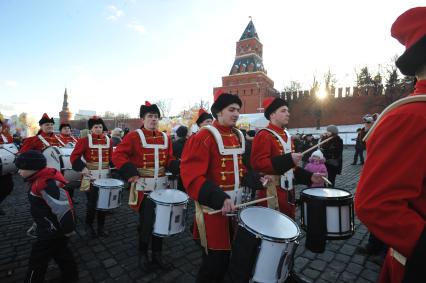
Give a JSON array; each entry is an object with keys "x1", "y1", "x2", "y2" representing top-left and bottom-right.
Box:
[
  {"x1": 322, "y1": 176, "x2": 333, "y2": 186},
  {"x1": 301, "y1": 136, "x2": 333, "y2": 156},
  {"x1": 207, "y1": 196, "x2": 276, "y2": 215}
]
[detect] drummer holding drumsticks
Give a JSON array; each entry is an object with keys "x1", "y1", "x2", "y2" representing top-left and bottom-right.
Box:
[
  {"x1": 181, "y1": 91, "x2": 247, "y2": 283},
  {"x1": 70, "y1": 116, "x2": 113, "y2": 238},
  {"x1": 251, "y1": 97, "x2": 322, "y2": 218},
  {"x1": 112, "y1": 101, "x2": 180, "y2": 272}
]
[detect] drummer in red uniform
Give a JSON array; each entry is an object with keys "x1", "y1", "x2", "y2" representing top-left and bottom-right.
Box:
[
  {"x1": 19, "y1": 113, "x2": 62, "y2": 153},
  {"x1": 0, "y1": 120, "x2": 14, "y2": 215},
  {"x1": 70, "y1": 116, "x2": 112, "y2": 238},
  {"x1": 355, "y1": 7, "x2": 426, "y2": 283},
  {"x1": 57, "y1": 123, "x2": 77, "y2": 146},
  {"x1": 181, "y1": 91, "x2": 247, "y2": 283},
  {"x1": 195, "y1": 108, "x2": 213, "y2": 128},
  {"x1": 251, "y1": 97, "x2": 321, "y2": 219},
  {"x1": 112, "y1": 101, "x2": 179, "y2": 272}
]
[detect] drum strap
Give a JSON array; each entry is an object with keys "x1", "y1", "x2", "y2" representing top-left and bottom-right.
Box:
[
  {"x1": 88, "y1": 134, "x2": 110, "y2": 172},
  {"x1": 37, "y1": 135, "x2": 51, "y2": 147},
  {"x1": 200, "y1": 126, "x2": 245, "y2": 191},
  {"x1": 194, "y1": 201, "x2": 210, "y2": 254},
  {"x1": 57, "y1": 137, "x2": 66, "y2": 147},
  {"x1": 1, "y1": 134, "x2": 8, "y2": 143},
  {"x1": 265, "y1": 176, "x2": 280, "y2": 210},
  {"x1": 136, "y1": 129, "x2": 168, "y2": 181}
]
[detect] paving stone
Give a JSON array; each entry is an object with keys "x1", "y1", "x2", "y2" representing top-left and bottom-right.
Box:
[
  {"x1": 346, "y1": 262, "x2": 364, "y2": 275},
  {"x1": 302, "y1": 268, "x2": 321, "y2": 279},
  {"x1": 317, "y1": 250, "x2": 335, "y2": 262},
  {"x1": 309, "y1": 259, "x2": 327, "y2": 271},
  {"x1": 319, "y1": 268, "x2": 340, "y2": 282},
  {"x1": 360, "y1": 268, "x2": 379, "y2": 282},
  {"x1": 339, "y1": 271, "x2": 358, "y2": 282},
  {"x1": 328, "y1": 260, "x2": 347, "y2": 272},
  {"x1": 335, "y1": 254, "x2": 351, "y2": 263},
  {"x1": 103, "y1": 258, "x2": 118, "y2": 268}
]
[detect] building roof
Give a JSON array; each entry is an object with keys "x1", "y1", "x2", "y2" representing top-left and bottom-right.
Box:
[{"x1": 240, "y1": 20, "x2": 259, "y2": 40}]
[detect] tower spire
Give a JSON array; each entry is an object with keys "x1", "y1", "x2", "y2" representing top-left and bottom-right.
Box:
[{"x1": 62, "y1": 88, "x2": 69, "y2": 111}]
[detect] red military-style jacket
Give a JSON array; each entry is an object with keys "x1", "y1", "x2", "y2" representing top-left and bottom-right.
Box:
[
  {"x1": 355, "y1": 82, "x2": 426, "y2": 283},
  {"x1": 19, "y1": 131, "x2": 62, "y2": 153},
  {"x1": 181, "y1": 121, "x2": 246, "y2": 250},
  {"x1": 0, "y1": 131, "x2": 13, "y2": 144},
  {"x1": 112, "y1": 127, "x2": 176, "y2": 211},
  {"x1": 70, "y1": 133, "x2": 113, "y2": 172},
  {"x1": 251, "y1": 123, "x2": 312, "y2": 219},
  {"x1": 57, "y1": 134, "x2": 77, "y2": 146}
]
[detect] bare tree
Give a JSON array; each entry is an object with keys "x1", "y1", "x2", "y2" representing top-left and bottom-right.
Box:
[
  {"x1": 324, "y1": 69, "x2": 337, "y2": 92},
  {"x1": 154, "y1": 99, "x2": 172, "y2": 118},
  {"x1": 282, "y1": 81, "x2": 301, "y2": 92}
]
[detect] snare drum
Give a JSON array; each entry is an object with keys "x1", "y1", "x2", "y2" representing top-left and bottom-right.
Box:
[
  {"x1": 148, "y1": 189, "x2": 189, "y2": 237},
  {"x1": 93, "y1": 178, "x2": 124, "y2": 210},
  {"x1": 43, "y1": 146, "x2": 81, "y2": 182},
  {"x1": 234, "y1": 206, "x2": 300, "y2": 283},
  {"x1": 0, "y1": 143, "x2": 18, "y2": 175},
  {"x1": 300, "y1": 188, "x2": 354, "y2": 239}
]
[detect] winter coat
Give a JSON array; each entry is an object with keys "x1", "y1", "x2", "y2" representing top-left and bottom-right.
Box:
[{"x1": 304, "y1": 158, "x2": 328, "y2": 187}]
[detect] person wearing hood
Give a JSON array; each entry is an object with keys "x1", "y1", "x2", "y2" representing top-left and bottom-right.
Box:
[
  {"x1": 19, "y1": 113, "x2": 62, "y2": 153},
  {"x1": 15, "y1": 150, "x2": 78, "y2": 283},
  {"x1": 355, "y1": 7, "x2": 426, "y2": 283},
  {"x1": 304, "y1": 150, "x2": 328, "y2": 188},
  {"x1": 320, "y1": 125, "x2": 343, "y2": 187}
]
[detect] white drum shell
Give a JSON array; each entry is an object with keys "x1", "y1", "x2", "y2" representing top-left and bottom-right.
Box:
[
  {"x1": 238, "y1": 207, "x2": 300, "y2": 283},
  {"x1": 0, "y1": 144, "x2": 18, "y2": 175},
  {"x1": 301, "y1": 188, "x2": 353, "y2": 238},
  {"x1": 94, "y1": 179, "x2": 124, "y2": 210},
  {"x1": 252, "y1": 240, "x2": 295, "y2": 283},
  {"x1": 149, "y1": 189, "x2": 189, "y2": 237},
  {"x1": 43, "y1": 146, "x2": 81, "y2": 182}
]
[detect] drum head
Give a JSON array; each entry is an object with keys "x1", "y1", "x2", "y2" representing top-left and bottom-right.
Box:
[
  {"x1": 94, "y1": 178, "x2": 124, "y2": 187},
  {"x1": 303, "y1": 188, "x2": 350, "y2": 198},
  {"x1": 149, "y1": 189, "x2": 188, "y2": 204},
  {"x1": 239, "y1": 207, "x2": 299, "y2": 241}
]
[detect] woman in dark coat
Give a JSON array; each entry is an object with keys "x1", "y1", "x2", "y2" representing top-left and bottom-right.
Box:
[{"x1": 320, "y1": 125, "x2": 343, "y2": 187}]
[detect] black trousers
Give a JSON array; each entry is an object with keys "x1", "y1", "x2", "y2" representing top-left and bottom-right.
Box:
[
  {"x1": 24, "y1": 237, "x2": 78, "y2": 283},
  {"x1": 325, "y1": 165, "x2": 338, "y2": 187},
  {"x1": 353, "y1": 148, "x2": 365, "y2": 164},
  {"x1": 0, "y1": 174, "x2": 14, "y2": 204},
  {"x1": 138, "y1": 196, "x2": 162, "y2": 252},
  {"x1": 197, "y1": 249, "x2": 230, "y2": 283},
  {"x1": 85, "y1": 186, "x2": 105, "y2": 227}
]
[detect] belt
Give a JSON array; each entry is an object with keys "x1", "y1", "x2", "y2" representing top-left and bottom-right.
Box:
[
  {"x1": 390, "y1": 248, "x2": 406, "y2": 266},
  {"x1": 87, "y1": 162, "x2": 109, "y2": 170},
  {"x1": 137, "y1": 167, "x2": 166, "y2": 177}
]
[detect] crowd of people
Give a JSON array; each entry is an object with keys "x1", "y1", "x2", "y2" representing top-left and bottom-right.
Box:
[{"x1": 0, "y1": 6, "x2": 425, "y2": 283}]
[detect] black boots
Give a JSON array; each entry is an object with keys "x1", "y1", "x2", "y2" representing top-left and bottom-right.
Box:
[{"x1": 285, "y1": 272, "x2": 312, "y2": 283}]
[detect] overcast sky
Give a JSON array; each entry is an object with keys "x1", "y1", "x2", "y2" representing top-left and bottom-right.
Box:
[{"x1": 0, "y1": 0, "x2": 423, "y2": 119}]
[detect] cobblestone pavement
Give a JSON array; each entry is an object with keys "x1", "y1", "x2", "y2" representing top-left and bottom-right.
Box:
[{"x1": 0, "y1": 148, "x2": 383, "y2": 283}]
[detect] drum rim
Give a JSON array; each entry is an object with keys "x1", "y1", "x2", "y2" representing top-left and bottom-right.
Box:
[
  {"x1": 301, "y1": 187, "x2": 353, "y2": 201},
  {"x1": 93, "y1": 178, "x2": 125, "y2": 187},
  {"x1": 238, "y1": 206, "x2": 300, "y2": 243},
  {"x1": 148, "y1": 189, "x2": 189, "y2": 205}
]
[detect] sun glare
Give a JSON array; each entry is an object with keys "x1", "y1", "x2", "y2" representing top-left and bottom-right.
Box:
[{"x1": 316, "y1": 87, "x2": 327, "y2": 100}]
